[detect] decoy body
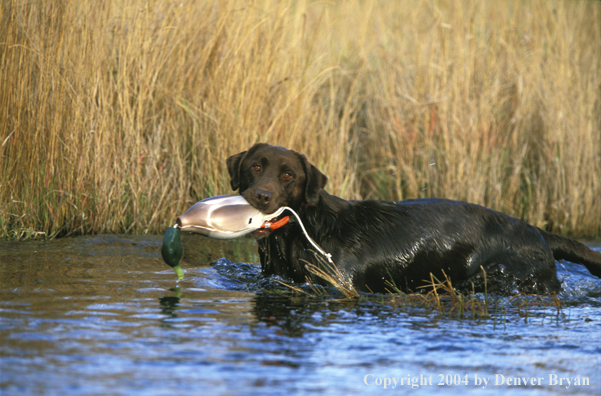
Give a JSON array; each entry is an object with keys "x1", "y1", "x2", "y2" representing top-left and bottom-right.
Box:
[{"x1": 161, "y1": 195, "x2": 289, "y2": 279}]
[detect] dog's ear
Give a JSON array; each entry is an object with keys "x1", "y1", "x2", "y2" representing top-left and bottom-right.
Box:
[
  {"x1": 298, "y1": 153, "x2": 328, "y2": 206},
  {"x1": 226, "y1": 143, "x2": 268, "y2": 191},
  {"x1": 226, "y1": 150, "x2": 246, "y2": 191}
]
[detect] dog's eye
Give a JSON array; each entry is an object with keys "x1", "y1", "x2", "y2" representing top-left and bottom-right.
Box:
[
  {"x1": 252, "y1": 165, "x2": 261, "y2": 172},
  {"x1": 282, "y1": 172, "x2": 293, "y2": 180}
]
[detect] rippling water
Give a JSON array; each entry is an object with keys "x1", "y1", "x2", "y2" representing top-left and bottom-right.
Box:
[{"x1": 1, "y1": 235, "x2": 600, "y2": 395}]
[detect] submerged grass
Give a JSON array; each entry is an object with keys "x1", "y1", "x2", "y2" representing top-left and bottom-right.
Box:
[
  {"x1": 1, "y1": 0, "x2": 600, "y2": 239},
  {"x1": 274, "y1": 255, "x2": 566, "y2": 322}
]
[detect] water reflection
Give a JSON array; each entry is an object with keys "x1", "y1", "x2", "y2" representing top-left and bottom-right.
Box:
[
  {"x1": 0, "y1": 236, "x2": 600, "y2": 395},
  {"x1": 159, "y1": 287, "x2": 182, "y2": 329}
]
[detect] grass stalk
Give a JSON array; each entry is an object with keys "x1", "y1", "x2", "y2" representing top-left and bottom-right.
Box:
[{"x1": 1, "y1": 0, "x2": 599, "y2": 239}]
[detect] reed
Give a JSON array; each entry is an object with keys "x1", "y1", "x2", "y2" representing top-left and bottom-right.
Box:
[
  {"x1": 304, "y1": 255, "x2": 360, "y2": 300},
  {"x1": 1, "y1": 0, "x2": 600, "y2": 239},
  {"x1": 275, "y1": 258, "x2": 565, "y2": 321}
]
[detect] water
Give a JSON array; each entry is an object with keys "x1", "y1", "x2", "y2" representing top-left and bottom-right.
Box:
[{"x1": 1, "y1": 235, "x2": 600, "y2": 395}]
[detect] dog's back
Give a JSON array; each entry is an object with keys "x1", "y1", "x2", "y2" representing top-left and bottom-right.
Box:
[{"x1": 301, "y1": 195, "x2": 566, "y2": 294}]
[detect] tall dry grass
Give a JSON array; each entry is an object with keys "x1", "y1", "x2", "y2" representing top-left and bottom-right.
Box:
[
  {"x1": 358, "y1": 1, "x2": 601, "y2": 236},
  {"x1": 0, "y1": 0, "x2": 599, "y2": 239}
]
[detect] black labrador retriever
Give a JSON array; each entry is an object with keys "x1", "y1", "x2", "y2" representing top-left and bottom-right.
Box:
[{"x1": 227, "y1": 143, "x2": 601, "y2": 295}]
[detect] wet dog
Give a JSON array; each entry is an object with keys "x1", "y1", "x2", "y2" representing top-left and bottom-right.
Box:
[{"x1": 226, "y1": 143, "x2": 601, "y2": 295}]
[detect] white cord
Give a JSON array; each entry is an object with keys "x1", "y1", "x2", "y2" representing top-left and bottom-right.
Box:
[{"x1": 280, "y1": 207, "x2": 334, "y2": 264}]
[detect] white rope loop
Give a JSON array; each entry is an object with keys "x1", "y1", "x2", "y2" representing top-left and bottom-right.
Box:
[{"x1": 280, "y1": 207, "x2": 334, "y2": 264}]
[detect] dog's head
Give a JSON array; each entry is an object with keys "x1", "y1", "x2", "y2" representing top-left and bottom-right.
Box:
[{"x1": 226, "y1": 143, "x2": 328, "y2": 218}]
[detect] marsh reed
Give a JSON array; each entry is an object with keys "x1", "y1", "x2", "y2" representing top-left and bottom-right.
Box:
[
  {"x1": 1, "y1": 0, "x2": 600, "y2": 239},
  {"x1": 274, "y1": 257, "x2": 565, "y2": 321}
]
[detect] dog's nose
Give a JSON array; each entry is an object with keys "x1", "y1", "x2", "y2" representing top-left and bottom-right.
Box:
[{"x1": 254, "y1": 189, "x2": 272, "y2": 207}]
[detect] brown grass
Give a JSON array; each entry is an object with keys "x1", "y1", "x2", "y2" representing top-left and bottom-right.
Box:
[
  {"x1": 274, "y1": 257, "x2": 565, "y2": 322},
  {"x1": 1, "y1": 0, "x2": 600, "y2": 239}
]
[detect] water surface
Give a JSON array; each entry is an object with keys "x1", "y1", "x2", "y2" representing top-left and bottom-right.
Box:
[{"x1": 1, "y1": 235, "x2": 600, "y2": 395}]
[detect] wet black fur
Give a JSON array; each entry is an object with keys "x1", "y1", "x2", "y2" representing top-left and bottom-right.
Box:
[{"x1": 227, "y1": 143, "x2": 601, "y2": 295}]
